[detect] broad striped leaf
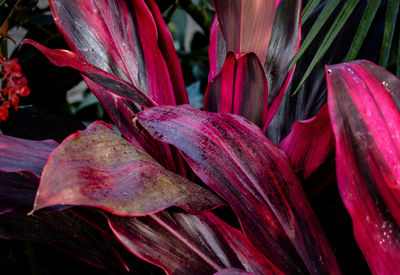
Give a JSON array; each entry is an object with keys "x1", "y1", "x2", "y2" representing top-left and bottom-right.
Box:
[
  {"x1": 327, "y1": 60, "x2": 400, "y2": 274},
  {"x1": 48, "y1": 0, "x2": 181, "y2": 106},
  {"x1": 204, "y1": 52, "x2": 268, "y2": 128},
  {"x1": 137, "y1": 105, "x2": 340, "y2": 274},
  {"x1": 108, "y1": 211, "x2": 281, "y2": 275},
  {"x1": 33, "y1": 122, "x2": 223, "y2": 216}
]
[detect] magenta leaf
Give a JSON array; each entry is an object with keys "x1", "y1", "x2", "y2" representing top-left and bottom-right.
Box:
[
  {"x1": 212, "y1": 0, "x2": 277, "y2": 65},
  {"x1": 143, "y1": 0, "x2": 189, "y2": 105},
  {"x1": 0, "y1": 134, "x2": 57, "y2": 178},
  {"x1": 279, "y1": 104, "x2": 335, "y2": 181},
  {"x1": 22, "y1": 39, "x2": 156, "y2": 108},
  {"x1": 136, "y1": 105, "x2": 340, "y2": 274},
  {"x1": 33, "y1": 122, "x2": 223, "y2": 215},
  {"x1": 208, "y1": 16, "x2": 226, "y2": 82},
  {"x1": 327, "y1": 60, "x2": 400, "y2": 274},
  {"x1": 204, "y1": 52, "x2": 269, "y2": 128},
  {"x1": 48, "y1": 0, "x2": 179, "y2": 106},
  {"x1": 107, "y1": 211, "x2": 281, "y2": 275}
]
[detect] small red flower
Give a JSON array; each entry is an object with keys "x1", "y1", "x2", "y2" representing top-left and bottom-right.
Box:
[{"x1": 0, "y1": 53, "x2": 30, "y2": 121}]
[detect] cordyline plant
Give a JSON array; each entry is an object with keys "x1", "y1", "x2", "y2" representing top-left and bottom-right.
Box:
[{"x1": 0, "y1": 0, "x2": 399, "y2": 274}]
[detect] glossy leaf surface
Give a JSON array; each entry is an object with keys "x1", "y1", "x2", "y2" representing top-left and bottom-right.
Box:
[
  {"x1": 327, "y1": 60, "x2": 400, "y2": 274},
  {"x1": 22, "y1": 39, "x2": 156, "y2": 108},
  {"x1": 208, "y1": 0, "x2": 301, "y2": 129},
  {"x1": 108, "y1": 211, "x2": 281, "y2": 275},
  {"x1": 204, "y1": 53, "x2": 268, "y2": 128},
  {"x1": 212, "y1": 0, "x2": 277, "y2": 64},
  {"x1": 264, "y1": 0, "x2": 301, "y2": 107},
  {"x1": 33, "y1": 122, "x2": 222, "y2": 215},
  {"x1": 0, "y1": 134, "x2": 57, "y2": 178},
  {"x1": 49, "y1": 0, "x2": 179, "y2": 106},
  {"x1": 137, "y1": 105, "x2": 340, "y2": 274}
]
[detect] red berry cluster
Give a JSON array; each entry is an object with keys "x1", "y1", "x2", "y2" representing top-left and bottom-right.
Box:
[{"x1": 0, "y1": 54, "x2": 30, "y2": 121}]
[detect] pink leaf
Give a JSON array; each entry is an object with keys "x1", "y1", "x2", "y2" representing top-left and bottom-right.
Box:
[
  {"x1": 327, "y1": 60, "x2": 400, "y2": 274},
  {"x1": 204, "y1": 52, "x2": 269, "y2": 128},
  {"x1": 49, "y1": 0, "x2": 178, "y2": 105},
  {"x1": 108, "y1": 211, "x2": 281, "y2": 275},
  {"x1": 279, "y1": 104, "x2": 335, "y2": 181},
  {"x1": 33, "y1": 122, "x2": 222, "y2": 216},
  {"x1": 137, "y1": 105, "x2": 340, "y2": 274}
]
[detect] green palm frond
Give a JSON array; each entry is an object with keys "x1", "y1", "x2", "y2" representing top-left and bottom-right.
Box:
[{"x1": 292, "y1": 0, "x2": 400, "y2": 93}]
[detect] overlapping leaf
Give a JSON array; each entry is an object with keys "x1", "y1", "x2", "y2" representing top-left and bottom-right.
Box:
[
  {"x1": 279, "y1": 104, "x2": 335, "y2": 181},
  {"x1": 136, "y1": 105, "x2": 340, "y2": 274},
  {"x1": 266, "y1": 1, "x2": 384, "y2": 144},
  {"x1": 48, "y1": 0, "x2": 181, "y2": 106},
  {"x1": 212, "y1": 0, "x2": 277, "y2": 65},
  {"x1": 327, "y1": 60, "x2": 400, "y2": 274},
  {"x1": 0, "y1": 134, "x2": 57, "y2": 178},
  {"x1": 33, "y1": 122, "x2": 222, "y2": 215},
  {"x1": 264, "y1": 0, "x2": 301, "y2": 109},
  {"x1": 204, "y1": 52, "x2": 268, "y2": 128},
  {"x1": 207, "y1": 0, "x2": 302, "y2": 130},
  {"x1": 108, "y1": 211, "x2": 281, "y2": 275}
]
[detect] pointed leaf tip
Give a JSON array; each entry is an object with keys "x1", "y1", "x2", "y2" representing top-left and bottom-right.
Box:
[
  {"x1": 34, "y1": 121, "x2": 223, "y2": 216},
  {"x1": 22, "y1": 39, "x2": 156, "y2": 108}
]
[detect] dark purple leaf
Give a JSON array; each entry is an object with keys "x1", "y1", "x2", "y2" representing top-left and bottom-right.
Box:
[
  {"x1": 204, "y1": 52, "x2": 269, "y2": 128},
  {"x1": 48, "y1": 0, "x2": 179, "y2": 106},
  {"x1": 22, "y1": 39, "x2": 156, "y2": 108},
  {"x1": 0, "y1": 134, "x2": 57, "y2": 178},
  {"x1": 0, "y1": 172, "x2": 37, "y2": 214},
  {"x1": 327, "y1": 60, "x2": 400, "y2": 274},
  {"x1": 136, "y1": 105, "x2": 340, "y2": 274},
  {"x1": 279, "y1": 104, "x2": 335, "y2": 181},
  {"x1": 263, "y1": 0, "x2": 301, "y2": 129},
  {"x1": 0, "y1": 209, "x2": 130, "y2": 272},
  {"x1": 33, "y1": 122, "x2": 222, "y2": 216},
  {"x1": 108, "y1": 211, "x2": 281, "y2": 275},
  {"x1": 214, "y1": 268, "x2": 255, "y2": 275},
  {"x1": 212, "y1": 0, "x2": 277, "y2": 65}
]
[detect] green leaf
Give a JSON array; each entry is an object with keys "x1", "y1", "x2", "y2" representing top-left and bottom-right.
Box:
[
  {"x1": 302, "y1": 0, "x2": 323, "y2": 23},
  {"x1": 345, "y1": 0, "x2": 381, "y2": 62},
  {"x1": 397, "y1": 27, "x2": 400, "y2": 78},
  {"x1": 290, "y1": 0, "x2": 341, "y2": 70},
  {"x1": 379, "y1": 0, "x2": 400, "y2": 67},
  {"x1": 293, "y1": 0, "x2": 359, "y2": 94}
]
